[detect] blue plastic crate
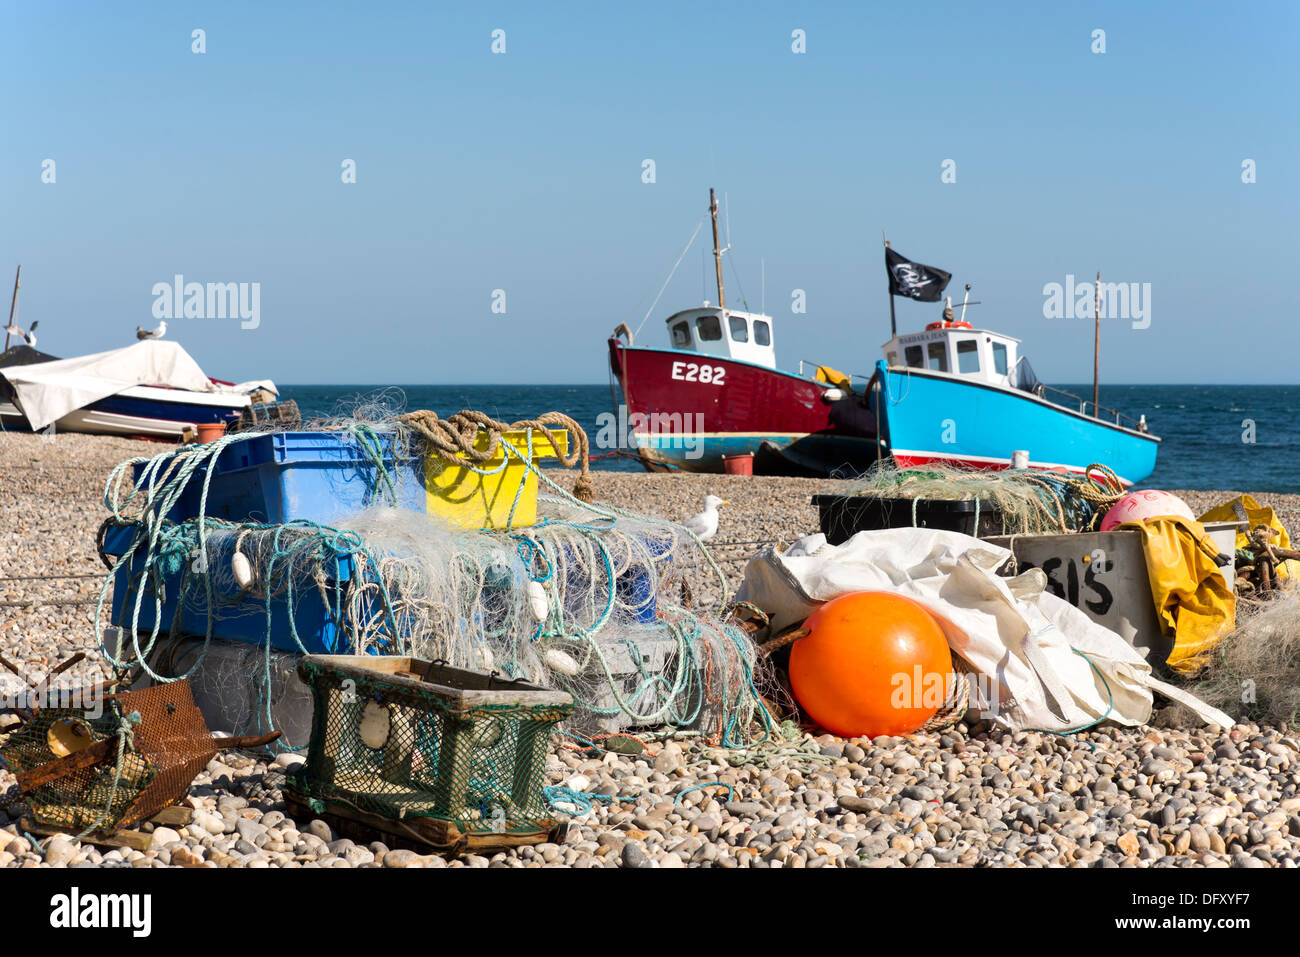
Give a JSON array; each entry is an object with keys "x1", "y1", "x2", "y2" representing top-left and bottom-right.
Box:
[
  {"x1": 142, "y1": 431, "x2": 427, "y2": 527},
  {"x1": 101, "y1": 523, "x2": 378, "y2": 654},
  {"x1": 555, "y1": 531, "x2": 671, "y2": 627}
]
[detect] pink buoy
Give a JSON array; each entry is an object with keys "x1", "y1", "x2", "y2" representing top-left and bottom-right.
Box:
[{"x1": 1100, "y1": 489, "x2": 1195, "y2": 531}]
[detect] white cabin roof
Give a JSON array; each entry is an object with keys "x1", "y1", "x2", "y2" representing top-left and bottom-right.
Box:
[
  {"x1": 882, "y1": 325, "x2": 1026, "y2": 389},
  {"x1": 664, "y1": 307, "x2": 777, "y2": 368}
]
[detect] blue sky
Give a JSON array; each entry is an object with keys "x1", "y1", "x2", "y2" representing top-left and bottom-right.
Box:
[{"x1": 2, "y1": 1, "x2": 1295, "y2": 384}]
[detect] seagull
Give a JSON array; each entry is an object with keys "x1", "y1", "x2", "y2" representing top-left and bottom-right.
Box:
[
  {"x1": 682, "y1": 494, "x2": 728, "y2": 541},
  {"x1": 136, "y1": 320, "x2": 167, "y2": 340},
  {"x1": 3, "y1": 319, "x2": 37, "y2": 348}
]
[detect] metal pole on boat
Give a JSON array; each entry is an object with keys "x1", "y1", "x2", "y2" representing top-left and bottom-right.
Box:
[
  {"x1": 1092, "y1": 270, "x2": 1101, "y2": 418},
  {"x1": 883, "y1": 232, "x2": 896, "y2": 337},
  {"x1": 710, "y1": 189, "x2": 726, "y2": 311},
  {"x1": 4, "y1": 265, "x2": 20, "y2": 352}
]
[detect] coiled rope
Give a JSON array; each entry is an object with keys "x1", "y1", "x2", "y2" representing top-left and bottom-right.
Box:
[{"x1": 398, "y1": 409, "x2": 594, "y2": 503}]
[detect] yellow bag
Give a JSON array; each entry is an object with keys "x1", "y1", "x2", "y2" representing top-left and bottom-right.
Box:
[
  {"x1": 1197, "y1": 493, "x2": 1300, "y2": 581},
  {"x1": 1122, "y1": 516, "x2": 1236, "y2": 676},
  {"x1": 815, "y1": 365, "x2": 854, "y2": 393}
]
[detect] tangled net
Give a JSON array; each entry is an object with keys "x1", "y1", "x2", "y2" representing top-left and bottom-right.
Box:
[
  {"x1": 837, "y1": 461, "x2": 1126, "y2": 535},
  {"x1": 95, "y1": 400, "x2": 774, "y2": 747},
  {"x1": 1184, "y1": 588, "x2": 1300, "y2": 727}
]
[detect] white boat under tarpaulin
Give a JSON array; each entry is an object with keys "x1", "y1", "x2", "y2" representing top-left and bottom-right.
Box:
[{"x1": 0, "y1": 340, "x2": 277, "y2": 435}]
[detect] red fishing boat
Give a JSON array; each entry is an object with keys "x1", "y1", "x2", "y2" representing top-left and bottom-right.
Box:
[{"x1": 608, "y1": 190, "x2": 879, "y2": 475}]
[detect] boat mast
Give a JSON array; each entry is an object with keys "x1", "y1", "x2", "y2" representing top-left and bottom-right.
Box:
[
  {"x1": 4, "y1": 265, "x2": 20, "y2": 352},
  {"x1": 883, "y1": 231, "x2": 896, "y2": 337},
  {"x1": 710, "y1": 188, "x2": 726, "y2": 311},
  {"x1": 1092, "y1": 270, "x2": 1101, "y2": 418}
]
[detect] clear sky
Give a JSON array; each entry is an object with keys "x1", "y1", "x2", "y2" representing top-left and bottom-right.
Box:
[{"x1": 2, "y1": 1, "x2": 1295, "y2": 385}]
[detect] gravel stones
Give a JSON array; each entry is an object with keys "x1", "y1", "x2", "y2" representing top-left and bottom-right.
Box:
[{"x1": 5, "y1": 435, "x2": 1300, "y2": 869}]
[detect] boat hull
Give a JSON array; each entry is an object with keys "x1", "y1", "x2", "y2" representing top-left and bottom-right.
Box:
[
  {"x1": 870, "y1": 362, "x2": 1159, "y2": 486},
  {"x1": 2, "y1": 389, "x2": 248, "y2": 438},
  {"x1": 608, "y1": 339, "x2": 878, "y2": 475}
]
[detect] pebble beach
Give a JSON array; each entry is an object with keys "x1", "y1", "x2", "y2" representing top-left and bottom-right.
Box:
[{"x1": 2, "y1": 432, "x2": 1299, "y2": 869}]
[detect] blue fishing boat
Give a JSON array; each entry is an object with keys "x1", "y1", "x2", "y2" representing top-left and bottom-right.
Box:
[{"x1": 866, "y1": 305, "x2": 1159, "y2": 487}]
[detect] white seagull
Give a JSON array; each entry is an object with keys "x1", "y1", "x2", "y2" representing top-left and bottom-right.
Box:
[
  {"x1": 136, "y1": 320, "x2": 167, "y2": 340},
  {"x1": 3, "y1": 319, "x2": 37, "y2": 348},
  {"x1": 682, "y1": 494, "x2": 728, "y2": 541}
]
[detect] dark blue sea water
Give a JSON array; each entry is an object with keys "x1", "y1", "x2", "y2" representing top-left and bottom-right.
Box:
[{"x1": 276, "y1": 383, "x2": 1300, "y2": 492}]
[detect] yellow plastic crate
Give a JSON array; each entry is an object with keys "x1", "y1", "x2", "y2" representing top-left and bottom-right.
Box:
[{"x1": 424, "y1": 428, "x2": 569, "y2": 530}]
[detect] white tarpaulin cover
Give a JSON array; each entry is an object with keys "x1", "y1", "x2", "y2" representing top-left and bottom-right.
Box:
[
  {"x1": 737, "y1": 528, "x2": 1231, "y2": 732},
  {"x1": 0, "y1": 341, "x2": 267, "y2": 430}
]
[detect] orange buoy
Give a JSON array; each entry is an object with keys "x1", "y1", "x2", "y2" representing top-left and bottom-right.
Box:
[{"x1": 789, "y1": 591, "x2": 953, "y2": 737}]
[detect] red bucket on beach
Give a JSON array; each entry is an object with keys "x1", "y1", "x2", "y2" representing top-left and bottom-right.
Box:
[{"x1": 722, "y1": 453, "x2": 753, "y2": 476}]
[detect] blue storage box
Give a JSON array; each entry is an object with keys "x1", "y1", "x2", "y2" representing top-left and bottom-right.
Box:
[
  {"x1": 101, "y1": 522, "x2": 380, "y2": 655},
  {"x1": 555, "y1": 531, "x2": 672, "y2": 627},
  {"x1": 143, "y1": 431, "x2": 427, "y2": 527}
]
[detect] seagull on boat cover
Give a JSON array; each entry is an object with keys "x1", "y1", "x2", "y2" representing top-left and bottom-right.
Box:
[
  {"x1": 683, "y1": 494, "x2": 728, "y2": 540},
  {"x1": 136, "y1": 320, "x2": 167, "y2": 340},
  {"x1": 3, "y1": 319, "x2": 37, "y2": 348}
]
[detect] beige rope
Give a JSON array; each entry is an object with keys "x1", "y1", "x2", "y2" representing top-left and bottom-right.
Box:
[
  {"x1": 917, "y1": 656, "x2": 976, "y2": 733},
  {"x1": 758, "y1": 625, "x2": 809, "y2": 657},
  {"x1": 398, "y1": 409, "x2": 594, "y2": 503}
]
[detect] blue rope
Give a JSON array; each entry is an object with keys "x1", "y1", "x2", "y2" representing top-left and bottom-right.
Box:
[
  {"x1": 543, "y1": 785, "x2": 635, "y2": 815},
  {"x1": 673, "y1": 782, "x2": 733, "y2": 806}
]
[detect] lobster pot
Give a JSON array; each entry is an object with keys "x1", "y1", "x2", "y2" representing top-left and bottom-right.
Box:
[
  {"x1": 0, "y1": 683, "x2": 221, "y2": 835},
  {"x1": 287, "y1": 655, "x2": 573, "y2": 851}
]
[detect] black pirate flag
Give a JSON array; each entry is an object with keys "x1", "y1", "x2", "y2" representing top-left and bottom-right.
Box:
[{"x1": 885, "y1": 247, "x2": 951, "y2": 302}]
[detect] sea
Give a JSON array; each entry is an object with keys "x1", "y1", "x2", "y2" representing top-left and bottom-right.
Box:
[{"x1": 276, "y1": 383, "x2": 1300, "y2": 493}]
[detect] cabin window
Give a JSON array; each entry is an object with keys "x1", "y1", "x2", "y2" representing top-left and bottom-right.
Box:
[
  {"x1": 754, "y1": 320, "x2": 771, "y2": 346},
  {"x1": 671, "y1": 322, "x2": 691, "y2": 348},
  {"x1": 729, "y1": 315, "x2": 749, "y2": 342},
  {"x1": 992, "y1": 342, "x2": 1008, "y2": 375},
  {"x1": 904, "y1": 345, "x2": 923, "y2": 367},
  {"x1": 927, "y1": 342, "x2": 948, "y2": 372},
  {"x1": 956, "y1": 339, "x2": 980, "y2": 373},
  {"x1": 887, "y1": 351, "x2": 898, "y2": 365},
  {"x1": 697, "y1": 314, "x2": 723, "y2": 341}
]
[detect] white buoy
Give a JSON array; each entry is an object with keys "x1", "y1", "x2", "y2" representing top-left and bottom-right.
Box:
[
  {"x1": 526, "y1": 580, "x2": 549, "y2": 622},
  {"x1": 544, "y1": 647, "x2": 579, "y2": 676},
  {"x1": 479, "y1": 645, "x2": 495, "y2": 672},
  {"x1": 359, "y1": 699, "x2": 391, "y2": 749},
  {"x1": 232, "y1": 551, "x2": 254, "y2": 590}
]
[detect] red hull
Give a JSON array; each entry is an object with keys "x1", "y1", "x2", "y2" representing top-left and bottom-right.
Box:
[{"x1": 607, "y1": 340, "x2": 877, "y2": 473}]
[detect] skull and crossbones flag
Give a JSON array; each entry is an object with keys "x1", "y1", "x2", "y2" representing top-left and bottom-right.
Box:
[{"x1": 885, "y1": 247, "x2": 952, "y2": 302}]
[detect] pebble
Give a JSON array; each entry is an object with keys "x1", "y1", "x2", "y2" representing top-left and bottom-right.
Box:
[
  {"x1": 621, "y1": 842, "x2": 653, "y2": 868},
  {"x1": 150, "y1": 828, "x2": 181, "y2": 850},
  {"x1": 44, "y1": 838, "x2": 79, "y2": 866}
]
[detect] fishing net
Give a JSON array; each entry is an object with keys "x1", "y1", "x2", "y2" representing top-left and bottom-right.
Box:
[
  {"x1": 94, "y1": 400, "x2": 773, "y2": 748},
  {"x1": 1181, "y1": 588, "x2": 1300, "y2": 727},
  {"x1": 835, "y1": 461, "x2": 1126, "y2": 535}
]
